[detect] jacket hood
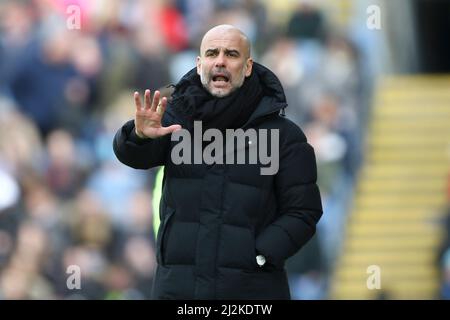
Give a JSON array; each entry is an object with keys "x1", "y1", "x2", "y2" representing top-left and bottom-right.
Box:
[{"x1": 244, "y1": 62, "x2": 288, "y2": 124}]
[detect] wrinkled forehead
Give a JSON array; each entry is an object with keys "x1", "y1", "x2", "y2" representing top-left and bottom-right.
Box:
[{"x1": 200, "y1": 29, "x2": 249, "y2": 56}]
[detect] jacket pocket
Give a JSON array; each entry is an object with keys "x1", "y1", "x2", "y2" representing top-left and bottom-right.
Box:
[
  {"x1": 156, "y1": 207, "x2": 175, "y2": 265},
  {"x1": 241, "y1": 230, "x2": 261, "y2": 272}
]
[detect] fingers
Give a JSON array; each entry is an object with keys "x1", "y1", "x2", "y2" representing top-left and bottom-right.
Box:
[
  {"x1": 156, "y1": 97, "x2": 167, "y2": 116},
  {"x1": 134, "y1": 91, "x2": 142, "y2": 110},
  {"x1": 136, "y1": 89, "x2": 166, "y2": 114},
  {"x1": 151, "y1": 90, "x2": 160, "y2": 112},
  {"x1": 144, "y1": 89, "x2": 151, "y2": 110}
]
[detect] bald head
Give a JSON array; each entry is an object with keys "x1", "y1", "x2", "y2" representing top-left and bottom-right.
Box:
[
  {"x1": 200, "y1": 25, "x2": 251, "y2": 59},
  {"x1": 196, "y1": 25, "x2": 253, "y2": 97}
]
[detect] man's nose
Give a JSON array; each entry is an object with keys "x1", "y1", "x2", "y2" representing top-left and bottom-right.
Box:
[{"x1": 214, "y1": 53, "x2": 226, "y2": 68}]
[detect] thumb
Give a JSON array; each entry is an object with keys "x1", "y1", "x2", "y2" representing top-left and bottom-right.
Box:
[{"x1": 159, "y1": 124, "x2": 182, "y2": 136}]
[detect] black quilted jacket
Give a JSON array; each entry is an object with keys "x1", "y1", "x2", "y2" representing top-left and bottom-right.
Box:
[{"x1": 113, "y1": 63, "x2": 323, "y2": 299}]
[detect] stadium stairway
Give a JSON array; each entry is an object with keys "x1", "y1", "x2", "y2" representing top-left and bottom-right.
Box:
[{"x1": 331, "y1": 75, "x2": 450, "y2": 299}]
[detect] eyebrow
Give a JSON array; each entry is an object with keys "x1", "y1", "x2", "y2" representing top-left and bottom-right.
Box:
[{"x1": 204, "y1": 48, "x2": 241, "y2": 56}]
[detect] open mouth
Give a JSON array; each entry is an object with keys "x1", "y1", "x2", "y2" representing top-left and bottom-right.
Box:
[{"x1": 212, "y1": 75, "x2": 230, "y2": 83}]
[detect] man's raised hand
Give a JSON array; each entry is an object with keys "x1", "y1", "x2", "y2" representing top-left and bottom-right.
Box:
[{"x1": 134, "y1": 89, "x2": 181, "y2": 139}]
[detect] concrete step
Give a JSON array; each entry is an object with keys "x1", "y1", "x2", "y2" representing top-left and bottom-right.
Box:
[
  {"x1": 368, "y1": 134, "x2": 450, "y2": 145},
  {"x1": 378, "y1": 89, "x2": 450, "y2": 101},
  {"x1": 350, "y1": 216, "x2": 442, "y2": 227},
  {"x1": 376, "y1": 106, "x2": 450, "y2": 116},
  {"x1": 373, "y1": 112, "x2": 450, "y2": 120},
  {"x1": 343, "y1": 235, "x2": 441, "y2": 250},
  {"x1": 356, "y1": 179, "x2": 446, "y2": 193},
  {"x1": 370, "y1": 119, "x2": 450, "y2": 130},
  {"x1": 332, "y1": 282, "x2": 438, "y2": 299},
  {"x1": 339, "y1": 255, "x2": 439, "y2": 269},
  {"x1": 359, "y1": 164, "x2": 448, "y2": 176},
  {"x1": 367, "y1": 151, "x2": 448, "y2": 162},
  {"x1": 335, "y1": 266, "x2": 438, "y2": 281},
  {"x1": 347, "y1": 223, "x2": 439, "y2": 237}
]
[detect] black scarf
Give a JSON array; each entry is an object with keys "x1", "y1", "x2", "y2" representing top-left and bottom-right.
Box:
[{"x1": 168, "y1": 66, "x2": 263, "y2": 132}]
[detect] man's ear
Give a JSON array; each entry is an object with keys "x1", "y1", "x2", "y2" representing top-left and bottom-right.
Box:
[
  {"x1": 245, "y1": 58, "x2": 253, "y2": 77},
  {"x1": 196, "y1": 56, "x2": 201, "y2": 75}
]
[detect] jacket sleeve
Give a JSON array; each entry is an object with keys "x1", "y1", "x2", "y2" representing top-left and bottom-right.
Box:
[
  {"x1": 112, "y1": 119, "x2": 170, "y2": 169},
  {"x1": 255, "y1": 123, "x2": 323, "y2": 267}
]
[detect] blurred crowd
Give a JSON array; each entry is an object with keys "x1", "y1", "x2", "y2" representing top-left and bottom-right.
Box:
[{"x1": 0, "y1": 0, "x2": 368, "y2": 299}]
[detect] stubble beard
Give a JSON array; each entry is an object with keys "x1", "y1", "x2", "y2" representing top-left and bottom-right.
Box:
[{"x1": 200, "y1": 67, "x2": 247, "y2": 98}]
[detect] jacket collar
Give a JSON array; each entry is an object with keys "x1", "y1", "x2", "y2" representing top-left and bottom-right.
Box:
[
  {"x1": 164, "y1": 62, "x2": 287, "y2": 127},
  {"x1": 242, "y1": 62, "x2": 287, "y2": 127}
]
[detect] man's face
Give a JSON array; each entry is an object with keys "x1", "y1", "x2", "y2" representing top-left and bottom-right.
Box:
[{"x1": 197, "y1": 29, "x2": 253, "y2": 98}]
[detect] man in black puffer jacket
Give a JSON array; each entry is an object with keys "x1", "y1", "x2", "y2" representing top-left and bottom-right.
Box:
[{"x1": 113, "y1": 25, "x2": 323, "y2": 300}]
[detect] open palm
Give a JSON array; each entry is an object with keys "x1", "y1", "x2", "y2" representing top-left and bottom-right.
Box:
[{"x1": 134, "y1": 89, "x2": 181, "y2": 139}]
